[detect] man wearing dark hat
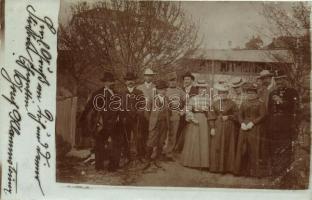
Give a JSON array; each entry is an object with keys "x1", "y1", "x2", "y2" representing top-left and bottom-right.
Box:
[
  {"x1": 257, "y1": 70, "x2": 274, "y2": 109},
  {"x1": 182, "y1": 71, "x2": 198, "y2": 97},
  {"x1": 145, "y1": 80, "x2": 170, "y2": 166},
  {"x1": 267, "y1": 70, "x2": 299, "y2": 176},
  {"x1": 79, "y1": 72, "x2": 121, "y2": 171},
  {"x1": 174, "y1": 71, "x2": 198, "y2": 152},
  {"x1": 256, "y1": 70, "x2": 274, "y2": 171},
  {"x1": 119, "y1": 72, "x2": 145, "y2": 163}
]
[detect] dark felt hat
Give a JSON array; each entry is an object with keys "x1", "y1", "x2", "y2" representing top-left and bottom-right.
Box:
[
  {"x1": 100, "y1": 72, "x2": 115, "y2": 82},
  {"x1": 124, "y1": 72, "x2": 137, "y2": 81},
  {"x1": 182, "y1": 71, "x2": 195, "y2": 81},
  {"x1": 155, "y1": 80, "x2": 168, "y2": 89}
]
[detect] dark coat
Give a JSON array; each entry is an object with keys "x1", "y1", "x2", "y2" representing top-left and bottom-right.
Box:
[
  {"x1": 80, "y1": 87, "x2": 119, "y2": 134},
  {"x1": 118, "y1": 87, "x2": 145, "y2": 122}
]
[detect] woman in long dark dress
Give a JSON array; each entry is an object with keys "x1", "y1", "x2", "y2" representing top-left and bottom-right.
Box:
[
  {"x1": 234, "y1": 83, "x2": 266, "y2": 177},
  {"x1": 209, "y1": 82, "x2": 238, "y2": 173}
]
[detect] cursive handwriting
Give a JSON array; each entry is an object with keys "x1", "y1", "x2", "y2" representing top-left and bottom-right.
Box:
[{"x1": 1, "y1": 4, "x2": 56, "y2": 196}]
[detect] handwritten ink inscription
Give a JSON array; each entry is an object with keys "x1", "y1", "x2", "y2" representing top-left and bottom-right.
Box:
[{"x1": 1, "y1": 4, "x2": 56, "y2": 196}]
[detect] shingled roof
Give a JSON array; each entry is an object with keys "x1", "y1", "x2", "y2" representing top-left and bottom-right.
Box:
[{"x1": 188, "y1": 49, "x2": 294, "y2": 63}]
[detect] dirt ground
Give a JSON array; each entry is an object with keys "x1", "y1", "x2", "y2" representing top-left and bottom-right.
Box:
[{"x1": 56, "y1": 145, "x2": 309, "y2": 189}]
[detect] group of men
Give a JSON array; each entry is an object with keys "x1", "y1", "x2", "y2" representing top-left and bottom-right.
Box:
[{"x1": 79, "y1": 67, "x2": 299, "y2": 175}]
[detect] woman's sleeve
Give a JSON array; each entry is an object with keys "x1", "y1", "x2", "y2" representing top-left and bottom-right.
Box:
[
  {"x1": 253, "y1": 101, "x2": 266, "y2": 125},
  {"x1": 229, "y1": 101, "x2": 239, "y2": 122},
  {"x1": 238, "y1": 101, "x2": 245, "y2": 124}
]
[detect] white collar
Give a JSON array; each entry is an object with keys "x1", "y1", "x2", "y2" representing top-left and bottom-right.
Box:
[
  {"x1": 185, "y1": 85, "x2": 192, "y2": 93},
  {"x1": 145, "y1": 82, "x2": 152, "y2": 88},
  {"x1": 104, "y1": 87, "x2": 114, "y2": 95},
  {"x1": 127, "y1": 87, "x2": 134, "y2": 93},
  {"x1": 157, "y1": 94, "x2": 164, "y2": 100}
]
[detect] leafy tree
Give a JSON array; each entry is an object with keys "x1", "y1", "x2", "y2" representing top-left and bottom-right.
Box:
[{"x1": 244, "y1": 35, "x2": 263, "y2": 49}]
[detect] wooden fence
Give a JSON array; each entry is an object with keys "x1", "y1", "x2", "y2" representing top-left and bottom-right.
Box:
[{"x1": 56, "y1": 96, "x2": 78, "y2": 147}]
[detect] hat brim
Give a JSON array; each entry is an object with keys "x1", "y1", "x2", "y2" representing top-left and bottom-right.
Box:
[
  {"x1": 144, "y1": 73, "x2": 157, "y2": 76},
  {"x1": 183, "y1": 75, "x2": 195, "y2": 80},
  {"x1": 196, "y1": 83, "x2": 209, "y2": 88},
  {"x1": 259, "y1": 74, "x2": 273, "y2": 79},
  {"x1": 274, "y1": 75, "x2": 287, "y2": 79},
  {"x1": 231, "y1": 82, "x2": 244, "y2": 88},
  {"x1": 215, "y1": 85, "x2": 229, "y2": 92}
]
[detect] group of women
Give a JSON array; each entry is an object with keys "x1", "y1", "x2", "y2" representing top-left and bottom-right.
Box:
[{"x1": 180, "y1": 80, "x2": 266, "y2": 177}]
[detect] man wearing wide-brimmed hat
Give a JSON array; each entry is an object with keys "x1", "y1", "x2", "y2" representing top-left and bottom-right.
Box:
[
  {"x1": 119, "y1": 72, "x2": 145, "y2": 164},
  {"x1": 257, "y1": 70, "x2": 274, "y2": 109},
  {"x1": 267, "y1": 70, "x2": 299, "y2": 176},
  {"x1": 256, "y1": 69, "x2": 274, "y2": 172},
  {"x1": 137, "y1": 68, "x2": 157, "y2": 159},
  {"x1": 79, "y1": 71, "x2": 121, "y2": 171}
]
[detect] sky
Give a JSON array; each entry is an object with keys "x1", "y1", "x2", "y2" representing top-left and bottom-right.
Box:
[{"x1": 59, "y1": 0, "x2": 295, "y2": 49}]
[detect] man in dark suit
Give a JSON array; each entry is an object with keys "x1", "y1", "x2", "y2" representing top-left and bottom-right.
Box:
[
  {"x1": 119, "y1": 72, "x2": 145, "y2": 163},
  {"x1": 79, "y1": 72, "x2": 122, "y2": 171},
  {"x1": 267, "y1": 70, "x2": 299, "y2": 176},
  {"x1": 175, "y1": 71, "x2": 198, "y2": 152}
]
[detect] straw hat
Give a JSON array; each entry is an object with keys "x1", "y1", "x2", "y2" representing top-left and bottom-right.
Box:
[
  {"x1": 143, "y1": 68, "x2": 157, "y2": 75},
  {"x1": 214, "y1": 82, "x2": 229, "y2": 92},
  {"x1": 196, "y1": 79, "x2": 209, "y2": 88},
  {"x1": 230, "y1": 77, "x2": 244, "y2": 88},
  {"x1": 258, "y1": 70, "x2": 273, "y2": 79}
]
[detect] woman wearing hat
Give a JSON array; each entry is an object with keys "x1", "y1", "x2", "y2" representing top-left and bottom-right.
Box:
[
  {"x1": 180, "y1": 80, "x2": 210, "y2": 168},
  {"x1": 209, "y1": 82, "x2": 238, "y2": 173},
  {"x1": 234, "y1": 83, "x2": 266, "y2": 177},
  {"x1": 229, "y1": 77, "x2": 246, "y2": 109}
]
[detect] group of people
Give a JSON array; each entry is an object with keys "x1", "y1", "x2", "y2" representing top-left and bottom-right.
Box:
[{"x1": 79, "y1": 67, "x2": 299, "y2": 178}]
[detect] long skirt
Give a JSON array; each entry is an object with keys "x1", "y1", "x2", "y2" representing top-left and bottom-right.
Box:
[
  {"x1": 235, "y1": 125, "x2": 262, "y2": 177},
  {"x1": 180, "y1": 113, "x2": 210, "y2": 168},
  {"x1": 210, "y1": 118, "x2": 236, "y2": 173}
]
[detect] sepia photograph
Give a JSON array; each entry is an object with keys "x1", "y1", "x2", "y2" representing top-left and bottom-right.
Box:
[{"x1": 56, "y1": 0, "x2": 311, "y2": 190}]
